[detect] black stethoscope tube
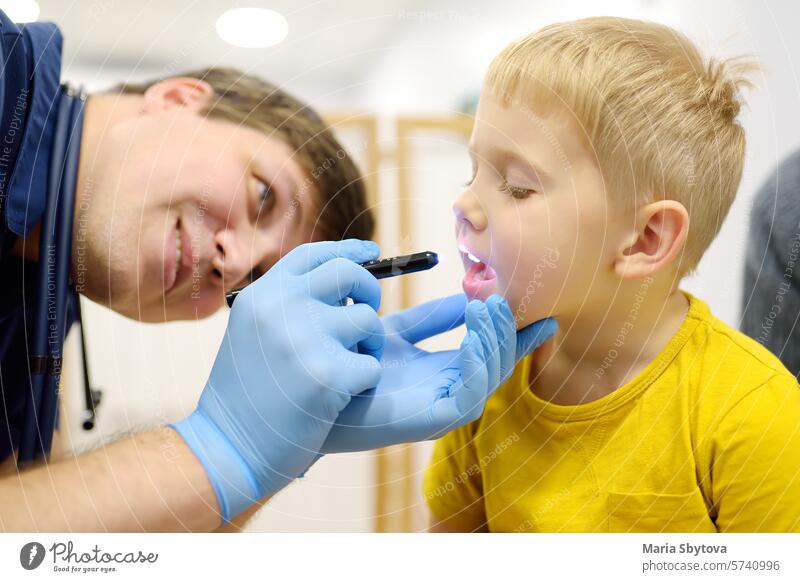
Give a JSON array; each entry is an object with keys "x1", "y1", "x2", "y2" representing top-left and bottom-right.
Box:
[
  {"x1": 75, "y1": 296, "x2": 101, "y2": 431},
  {"x1": 19, "y1": 89, "x2": 84, "y2": 462}
]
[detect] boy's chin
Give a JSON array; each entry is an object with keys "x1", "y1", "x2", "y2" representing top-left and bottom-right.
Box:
[
  {"x1": 463, "y1": 286, "x2": 496, "y2": 302},
  {"x1": 461, "y1": 275, "x2": 554, "y2": 326},
  {"x1": 503, "y1": 295, "x2": 553, "y2": 329}
]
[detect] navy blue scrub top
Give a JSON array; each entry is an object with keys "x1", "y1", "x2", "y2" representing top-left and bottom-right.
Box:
[{"x1": 0, "y1": 11, "x2": 79, "y2": 463}]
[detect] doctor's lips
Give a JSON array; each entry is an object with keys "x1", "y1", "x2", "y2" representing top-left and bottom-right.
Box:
[{"x1": 459, "y1": 242, "x2": 498, "y2": 299}]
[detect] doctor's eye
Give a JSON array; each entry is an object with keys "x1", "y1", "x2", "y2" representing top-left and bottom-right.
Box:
[{"x1": 256, "y1": 179, "x2": 277, "y2": 215}]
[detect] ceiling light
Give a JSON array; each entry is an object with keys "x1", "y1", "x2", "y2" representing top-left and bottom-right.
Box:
[
  {"x1": 216, "y1": 7, "x2": 288, "y2": 49},
  {"x1": 0, "y1": 0, "x2": 40, "y2": 22}
]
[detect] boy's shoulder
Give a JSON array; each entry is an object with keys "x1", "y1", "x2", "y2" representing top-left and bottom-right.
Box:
[
  {"x1": 481, "y1": 291, "x2": 798, "y2": 425},
  {"x1": 686, "y1": 291, "x2": 792, "y2": 377},
  {"x1": 682, "y1": 291, "x2": 798, "y2": 404}
]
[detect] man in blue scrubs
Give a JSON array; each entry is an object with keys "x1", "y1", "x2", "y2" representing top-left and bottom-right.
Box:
[{"x1": 0, "y1": 12, "x2": 556, "y2": 530}]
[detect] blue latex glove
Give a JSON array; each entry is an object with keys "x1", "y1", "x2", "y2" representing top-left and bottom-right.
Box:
[
  {"x1": 321, "y1": 293, "x2": 557, "y2": 453},
  {"x1": 171, "y1": 240, "x2": 384, "y2": 522}
]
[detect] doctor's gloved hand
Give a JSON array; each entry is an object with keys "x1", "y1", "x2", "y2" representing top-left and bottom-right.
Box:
[
  {"x1": 171, "y1": 240, "x2": 384, "y2": 523},
  {"x1": 321, "y1": 293, "x2": 557, "y2": 453}
]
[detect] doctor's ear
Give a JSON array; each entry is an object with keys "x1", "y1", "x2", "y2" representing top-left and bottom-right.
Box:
[
  {"x1": 141, "y1": 77, "x2": 214, "y2": 114},
  {"x1": 614, "y1": 199, "x2": 690, "y2": 279}
]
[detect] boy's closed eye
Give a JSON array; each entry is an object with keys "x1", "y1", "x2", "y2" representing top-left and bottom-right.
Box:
[
  {"x1": 463, "y1": 172, "x2": 539, "y2": 199},
  {"x1": 465, "y1": 145, "x2": 546, "y2": 198},
  {"x1": 500, "y1": 180, "x2": 537, "y2": 199},
  {"x1": 503, "y1": 160, "x2": 543, "y2": 199}
]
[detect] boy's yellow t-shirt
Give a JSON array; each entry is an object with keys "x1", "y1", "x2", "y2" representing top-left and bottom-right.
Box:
[{"x1": 423, "y1": 292, "x2": 800, "y2": 532}]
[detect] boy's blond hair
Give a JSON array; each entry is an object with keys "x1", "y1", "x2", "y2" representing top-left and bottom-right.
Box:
[{"x1": 485, "y1": 17, "x2": 755, "y2": 272}]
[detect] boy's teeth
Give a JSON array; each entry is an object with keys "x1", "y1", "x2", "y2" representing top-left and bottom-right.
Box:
[
  {"x1": 458, "y1": 243, "x2": 482, "y2": 264},
  {"x1": 175, "y1": 229, "x2": 182, "y2": 276}
]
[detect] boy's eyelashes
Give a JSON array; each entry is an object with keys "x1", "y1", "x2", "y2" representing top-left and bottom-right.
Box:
[
  {"x1": 463, "y1": 167, "x2": 477, "y2": 187},
  {"x1": 500, "y1": 179, "x2": 537, "y2": 199},
  {"x1": 462, "y1": 173, "x2": 537, "y2": 199}
]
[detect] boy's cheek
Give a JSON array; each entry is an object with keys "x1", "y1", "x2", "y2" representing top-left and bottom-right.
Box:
[
  {"x1": 506, "y1": 287, "x2": 558, "y2": 328},
  {"x1": 501, "y1": 259, "x2": 563, "y2": 327}
]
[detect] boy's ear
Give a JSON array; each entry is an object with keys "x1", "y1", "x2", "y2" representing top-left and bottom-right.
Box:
[
  {"x1": 614, "y1": 200, "x2": 690, "y2": 279},
  {"x1": 141, "y1": 77, "x2": 214, "y2": 114}
]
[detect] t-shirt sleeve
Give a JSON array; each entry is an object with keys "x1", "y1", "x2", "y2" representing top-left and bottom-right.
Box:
[
  {"x1": 711, "y1": 373, "x2": 800, "y2": 532},
  {"x1": 423, "y1": 420, "x2": 487, "y2": 531}
]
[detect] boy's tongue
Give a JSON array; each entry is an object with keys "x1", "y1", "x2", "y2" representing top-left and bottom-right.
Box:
[{"x1": 462, "y1": 259, "x2": 498, "y2": 299}]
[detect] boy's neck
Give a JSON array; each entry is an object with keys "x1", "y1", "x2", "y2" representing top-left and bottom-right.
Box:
[{"x1": 529, "y1": 282, "x2": 690, "y2": 406}]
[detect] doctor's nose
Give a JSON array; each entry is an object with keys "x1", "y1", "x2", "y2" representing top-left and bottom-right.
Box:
[
  {"x1": 212, "y1": 229, "x2": 250, "y2": 288},
  {"x1": 453, "y1": 186, "x2": 488, "y2": 232}
]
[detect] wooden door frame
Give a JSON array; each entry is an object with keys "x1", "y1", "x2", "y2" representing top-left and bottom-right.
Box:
[{"x1": 374, "y1": 114, "x2": 473, "y2": 532}]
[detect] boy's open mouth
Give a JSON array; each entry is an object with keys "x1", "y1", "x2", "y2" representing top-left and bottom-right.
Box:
[{"x1": 459, "y1": 243, "x2": 498, "y2": 299}]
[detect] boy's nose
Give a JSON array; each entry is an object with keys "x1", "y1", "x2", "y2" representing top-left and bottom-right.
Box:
[{"x1": 453, "y1": 187, "x2": 488, "y2": 232}]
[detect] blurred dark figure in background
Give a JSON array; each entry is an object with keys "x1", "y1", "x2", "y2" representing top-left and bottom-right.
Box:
[{"x1": 741, "y1": 149, "x2": 800, "y2": 378}]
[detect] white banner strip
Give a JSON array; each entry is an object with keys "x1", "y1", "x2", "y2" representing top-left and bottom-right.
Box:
[{"x1": 1, "y1": 533, "x2": 798, "y2": 581}]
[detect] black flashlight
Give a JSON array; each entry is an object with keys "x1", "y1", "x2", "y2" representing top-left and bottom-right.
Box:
[{"x1": 225, "y1": 251, "x2": 439, "y2": 307}]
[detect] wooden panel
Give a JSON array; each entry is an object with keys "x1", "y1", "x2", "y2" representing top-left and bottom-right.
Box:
[{"x1": 374, "y1": 114, "x2": 473, "y2": 532}]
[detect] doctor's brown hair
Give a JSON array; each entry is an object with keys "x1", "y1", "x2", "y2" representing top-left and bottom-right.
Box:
[{"x1": 114, "y1": 67, "x2": 374, "y2": 245}]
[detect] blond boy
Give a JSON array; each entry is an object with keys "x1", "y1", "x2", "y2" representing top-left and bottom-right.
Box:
[{"x1": 425, "y1": 17, "x2": 800, "y2": 532}]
